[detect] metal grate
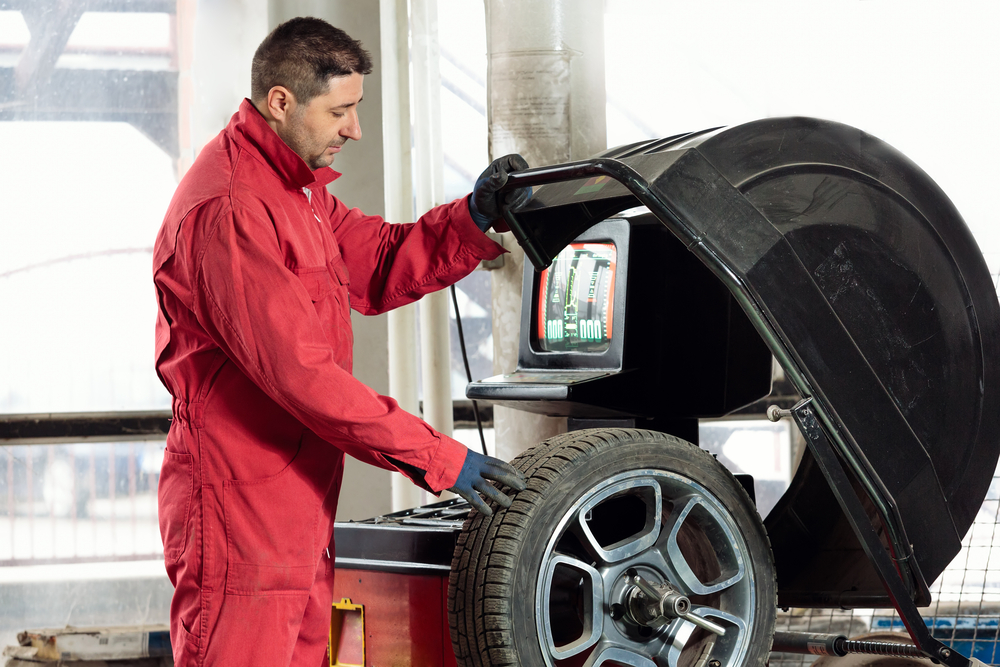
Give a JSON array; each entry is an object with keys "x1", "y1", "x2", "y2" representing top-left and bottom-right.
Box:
[{"x1": 360, "y1": 496, "x2": 471, "y2": 529}]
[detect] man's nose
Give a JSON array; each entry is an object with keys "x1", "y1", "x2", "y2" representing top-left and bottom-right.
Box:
[{"x1": 343, "y1": 109, "x2": 362, "y2": 141}]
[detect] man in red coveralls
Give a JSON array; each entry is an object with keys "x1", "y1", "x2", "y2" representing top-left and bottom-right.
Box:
[{"x1": 153, "y1": 17, "x2": 527, "y2": 667}]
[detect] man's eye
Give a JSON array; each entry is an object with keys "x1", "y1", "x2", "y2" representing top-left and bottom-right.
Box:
[{"x1": 332, "y1": 112, "x2": 344, "y2": 118}]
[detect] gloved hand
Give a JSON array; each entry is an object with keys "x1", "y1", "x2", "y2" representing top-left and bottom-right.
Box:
[
  {"x1": 448, "y1": 449, "x2": 527, "y2": 516},
  {"x1": 468, "y1": 154, "x2": 532, "y2": 233}
]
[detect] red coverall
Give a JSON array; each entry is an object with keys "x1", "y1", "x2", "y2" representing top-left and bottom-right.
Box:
[{"x1": 152, "y1": 99, "x2": 503, "y2": 666}]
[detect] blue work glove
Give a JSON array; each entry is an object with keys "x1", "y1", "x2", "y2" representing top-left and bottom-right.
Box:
[
  {"x1": 468, "y1": 154, "x2": 532, "y2": 233},
  {"x1": 448, "y1": 449, "x2": 527, "y2": 516}
]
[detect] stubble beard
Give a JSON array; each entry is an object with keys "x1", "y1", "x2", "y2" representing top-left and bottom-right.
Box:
[{"x1": 280, "y1": 110, "x2": 332, "y2": 171}]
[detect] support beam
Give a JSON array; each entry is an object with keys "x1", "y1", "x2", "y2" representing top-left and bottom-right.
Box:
[
  {"x1": 0, "y1": 0, "x2": 181, "y2": 159},
  {"x1": 15, "y1": 0, "x2": 86, "y2": 95},
  {"x1": 0, "y1": 403, "x2": 493, "y2": 445}
]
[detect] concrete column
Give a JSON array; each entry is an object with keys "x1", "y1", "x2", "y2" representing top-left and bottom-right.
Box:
[
  {"x1": 485, "y1": 0, "x2": 607, "y2": 461},
  {"x1": 269, "y1": 0, "x2": 394, "y2": 521}
]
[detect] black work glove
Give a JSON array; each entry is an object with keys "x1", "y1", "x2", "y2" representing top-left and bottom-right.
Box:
[
  {"x1": 448, "y1": 449, "x2": 527, "y2": 516},
  {"x1": 468, "y1": 154, "x2": 532, "y2": 233}
]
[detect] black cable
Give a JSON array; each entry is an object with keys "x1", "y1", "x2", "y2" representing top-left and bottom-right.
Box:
[{"x1": 450, "y1": 284, "x2": 488, "y2": 456}]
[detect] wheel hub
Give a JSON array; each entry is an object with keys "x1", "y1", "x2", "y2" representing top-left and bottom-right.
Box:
[
  {"x1": 623, "y1": 567, "x2": 691, "y2": 629},
  {"x1": 621, "y1": 567, "x2": 727, "y2": 637}
]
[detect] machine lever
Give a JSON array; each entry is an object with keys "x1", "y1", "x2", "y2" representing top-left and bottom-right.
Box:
[{"x1": 680, "y1": 612, "x2": 726, "y2": 636}]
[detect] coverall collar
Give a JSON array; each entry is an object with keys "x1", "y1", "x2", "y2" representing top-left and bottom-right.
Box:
[{"x1": 228, "y1": 98, "x2": 341, "y2": 191}]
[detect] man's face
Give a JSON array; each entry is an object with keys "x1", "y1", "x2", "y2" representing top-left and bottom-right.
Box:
[{"x1": 279, "y1": 72, "x2": 363, "y2": 170}]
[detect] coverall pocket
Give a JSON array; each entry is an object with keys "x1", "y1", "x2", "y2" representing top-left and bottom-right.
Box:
[
  {"x1": 294, "y1": 266, "x2": 333, "y2": 303},
  {"x1": 158, "y1": 451, "x2": 194, "y2": 563},
  {"x1": 222, "y1": 457, "x2": 319, "y2": 595},
  {"x1": 175, "y1": 618, "x2": 201, "y2": 653}
]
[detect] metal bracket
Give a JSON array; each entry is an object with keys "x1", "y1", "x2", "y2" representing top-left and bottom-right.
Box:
[
  {"x1": 789, "y1": 400, "x2": 971, "y2": 667},
  {"x1": 766, "y1": 397, "x2": 812, "y2": 422},
  {"x1": 330, "y1": 598, "x2": 365, "y2": 667}
]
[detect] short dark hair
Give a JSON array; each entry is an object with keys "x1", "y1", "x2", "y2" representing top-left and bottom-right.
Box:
[{"x1": 251, "y1": 17, "x2": 373, "y2": 105}]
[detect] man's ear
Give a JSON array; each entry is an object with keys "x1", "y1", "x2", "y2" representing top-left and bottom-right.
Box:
[{"x1": 266, "y1": 86, "x2": 295, "y2": 123}]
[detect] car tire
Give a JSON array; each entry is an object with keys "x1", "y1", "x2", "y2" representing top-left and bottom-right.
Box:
[{"x1": 448, "y1": 428, "x2": 776, "y2": 667}]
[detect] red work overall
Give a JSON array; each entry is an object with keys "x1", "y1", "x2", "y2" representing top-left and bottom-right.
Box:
[{"x1": 152, "y1": 100, "x2": 503, "y2": 666}]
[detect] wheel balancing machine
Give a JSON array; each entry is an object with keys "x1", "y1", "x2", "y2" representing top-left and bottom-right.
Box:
[{"x1": 332, "y1": 116, "x2": 1000, "y2": 667}]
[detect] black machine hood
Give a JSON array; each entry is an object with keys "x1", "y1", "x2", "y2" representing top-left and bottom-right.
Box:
[{"x1": 498, "y1": 117, "x2": 1000, "y2": 607}]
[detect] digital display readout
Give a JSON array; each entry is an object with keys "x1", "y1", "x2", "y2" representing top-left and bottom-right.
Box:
[{"x1": 536, "y1": 242, "x2": 616, "y2": 353}]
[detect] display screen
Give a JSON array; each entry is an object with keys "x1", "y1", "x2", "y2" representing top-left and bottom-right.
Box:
[{"x1": 536, "y1": 242, "x2": 617, "y2": 353}]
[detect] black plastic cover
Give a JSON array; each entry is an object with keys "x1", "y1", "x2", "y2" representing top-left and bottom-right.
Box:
[{"x1": 504, "y1": 117, "x2": 1000, "y2": 604}]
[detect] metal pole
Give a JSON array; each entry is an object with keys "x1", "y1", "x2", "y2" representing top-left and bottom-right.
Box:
[
  {"x1": 412, "y1": 0, "x2": 455, "y2": 453},
  {"x1": 381, "y1": 0, "x2": 426, "y2": 512}
]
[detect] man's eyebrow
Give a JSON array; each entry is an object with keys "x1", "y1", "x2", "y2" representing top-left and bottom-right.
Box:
[{"x1": 331, "y1": 97, "x2": 363, "y2": 110}]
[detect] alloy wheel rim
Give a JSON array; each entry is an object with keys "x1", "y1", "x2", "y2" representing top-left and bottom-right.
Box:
[{"x1": 533, "y1": 468, "x2": 757, "y2": 667}]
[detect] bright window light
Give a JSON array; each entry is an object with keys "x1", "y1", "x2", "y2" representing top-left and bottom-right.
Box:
[
  {"x1": 0, "y1": 10, "x2": 29, "y2": 45},
  {"x1": 67, "y1": 12, "x2": 171, "y2": 51}
]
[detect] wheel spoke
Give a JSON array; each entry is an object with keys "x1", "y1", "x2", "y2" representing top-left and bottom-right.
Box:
[
  {"x1": 664, "y1": 496, "x2": 746, "y2": 595},
  {"x1": 540, "y1": 554, "x2": 605, "y2": 659},
  {"x1": 565, "y1": 519, "x2": 605, "y2": 564},
  {"x1": 576, "y1": 476, "x2": 662, "y2": 563},
  {"x1": 664, "y1": 617, "x2": 699, "y2": 667},
  {"x1": 584, "y1": 646, "x2": 659, "y2": 667}
]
